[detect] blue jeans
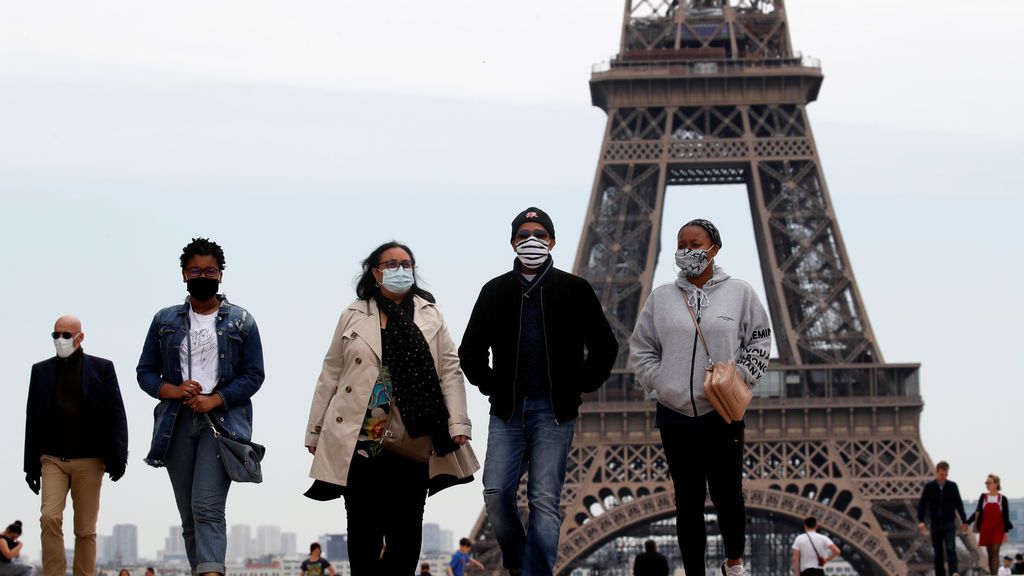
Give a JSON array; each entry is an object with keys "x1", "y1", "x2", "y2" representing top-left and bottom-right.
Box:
[
  {"x1": 483, "y1": 397, "x2": 576, "y2": 576},
  {"x1": 166, "y1": 408, "x2": 231, "y2": 575}
]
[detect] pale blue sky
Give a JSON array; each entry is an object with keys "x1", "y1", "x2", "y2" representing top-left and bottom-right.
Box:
[{"x1": 1, "y1": 0, "x2": 1022, "y2": 561}]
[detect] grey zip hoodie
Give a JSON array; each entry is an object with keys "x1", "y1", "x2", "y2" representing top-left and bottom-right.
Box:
[{"x1": 630, "y1": 265, "x2": 772, "y2": 418}]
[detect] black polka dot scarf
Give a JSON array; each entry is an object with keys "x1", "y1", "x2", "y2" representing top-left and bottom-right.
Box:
[{"x1": 375, "y1": 294, "x2": 457, "y2": 457}]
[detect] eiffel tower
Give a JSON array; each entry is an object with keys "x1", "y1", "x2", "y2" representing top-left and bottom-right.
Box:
[{"x1": 469, "y1": 2, "x2": 979, "y2": 574}]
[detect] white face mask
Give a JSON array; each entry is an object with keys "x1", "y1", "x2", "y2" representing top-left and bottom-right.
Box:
[
  {"x1": 675, "y1": 248, "x2": 712, "y2": 277},
  {"x1": 54, "y1": 336, "x2": 77, "y2": 359},
  {"x1": 515, "y1": 236, "x2": 550, "y2": 269}
]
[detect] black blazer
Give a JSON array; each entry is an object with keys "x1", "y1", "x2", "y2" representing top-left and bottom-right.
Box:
[{"x1": 24, "y1": 353, "x2": 129, "y2": 479}]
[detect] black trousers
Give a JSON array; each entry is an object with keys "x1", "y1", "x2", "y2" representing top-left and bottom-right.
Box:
[
  {"x1": 930, "y1": 521, "x2": 959, "y2": 576},
  {"x1": 343, "y1": 450, "x2": 429, "y2": 575},
  {"x1": 660, "y1": 411, "x2": 746, "y2": 576}
]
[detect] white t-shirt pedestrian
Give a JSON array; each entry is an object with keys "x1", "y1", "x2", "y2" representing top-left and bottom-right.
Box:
[
  {"x1": 998, "y1": 565, "x2": 1012, "y2": 576},
  {"x1": 792, "y1": 531, "x2": 834, "y2": 572},
  {"x1": 179, "y1": 307, "x2": 220, "y2": 393}
]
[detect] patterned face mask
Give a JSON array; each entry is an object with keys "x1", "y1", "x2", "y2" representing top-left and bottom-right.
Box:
[
  {"x1": 675, "y1": 248, "x2": 711, "y2": 277},
  {"x1": 516, "y1": 236, "x2": 550, "y2": 269}
]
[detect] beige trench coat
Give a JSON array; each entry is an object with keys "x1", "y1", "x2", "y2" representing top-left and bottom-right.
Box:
[{"x1": 305, "y1": 296, "x2": 479, "y2": 490}]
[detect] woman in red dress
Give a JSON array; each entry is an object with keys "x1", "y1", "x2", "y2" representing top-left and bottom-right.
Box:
[{"x1": 967, "y1": 474, "x2": 1013, "y2": 574}]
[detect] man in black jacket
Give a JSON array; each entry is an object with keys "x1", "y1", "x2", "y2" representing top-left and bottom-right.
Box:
[
  {"x1": 459, "y1": 207, "x2": 618, "y2": 576},
  {"x1": 24, "y1": 315, "x2": 128, "y2": 576},
  {"x1": 917, "y1": 460, "x2": 969, "y2": 576},
  {"x1": 633, "y1": 540, "x2": 669, "y2": 576}
]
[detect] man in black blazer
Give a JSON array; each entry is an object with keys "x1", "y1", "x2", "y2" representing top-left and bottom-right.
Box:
[{"x1": 24, "y1": 315, "x2": 128, "y2": 576}]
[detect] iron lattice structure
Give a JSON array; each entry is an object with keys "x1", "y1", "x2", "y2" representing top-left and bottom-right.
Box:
[{"x1": 470, "y1": 2, "x2": 979, "y2": 574}]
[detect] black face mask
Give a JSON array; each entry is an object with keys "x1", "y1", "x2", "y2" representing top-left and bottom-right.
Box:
[{"x1": 186, "y1": 277, "x2": 219, "y2": 301}]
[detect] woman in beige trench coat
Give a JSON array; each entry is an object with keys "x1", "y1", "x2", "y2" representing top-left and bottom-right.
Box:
[{"x1": 303, "y1": 241, "x2": 479, "y2": 575}]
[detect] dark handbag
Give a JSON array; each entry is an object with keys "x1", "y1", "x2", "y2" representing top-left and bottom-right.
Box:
[
  {"x1": 683, "y1": 291, "x2": 752, "y2": 423},
  {"x1": 205, "y1": 414, "x2": 266, "y2": 483},
  {"x1": 381, "y1": 403, "x2": 434, "y2": 463}
]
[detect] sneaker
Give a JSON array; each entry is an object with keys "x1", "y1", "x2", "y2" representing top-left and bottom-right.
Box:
[{"x1": 722, "y1": 563, "x2": 748, "y2": 576}]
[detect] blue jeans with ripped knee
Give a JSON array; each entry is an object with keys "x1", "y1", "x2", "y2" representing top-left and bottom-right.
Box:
[{"x1": 482, "y1": 396, "x2": 575, "y2": 576}]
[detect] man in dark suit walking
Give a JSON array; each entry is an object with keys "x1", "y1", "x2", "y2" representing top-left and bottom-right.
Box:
[
  {"x1": 24, "y1": 315, "x2": 128, "y2": 576},
  {"x1": 633, "y1": 540, "x2": 669, "y2": 576}
]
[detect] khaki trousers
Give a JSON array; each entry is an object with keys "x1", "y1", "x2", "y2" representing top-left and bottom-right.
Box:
[{"x1": 40, "y1": 455, "x2": 105, "y2": 576}]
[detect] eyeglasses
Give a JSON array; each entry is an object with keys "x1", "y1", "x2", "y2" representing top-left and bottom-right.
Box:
[
  {"x1": 516, "y1": 229, "x2": 550, "y2": 240},
  {"x1": 377, "y1": 259, "x2": 414, "y2": 271},
  {"x1": 51, "y1": 331, "x2": 79, "y2": 340},
  {"x1": 185, "y1": 267, "x2": 221, "y2": 279}
]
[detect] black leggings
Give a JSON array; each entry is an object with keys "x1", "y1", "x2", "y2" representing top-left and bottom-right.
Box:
[
  {"x1": 343, "y1": 450, "x2": 429, "y2": 575},
  {"x1": 660, "y1": 412, "x2": 746, "y2": 576}
]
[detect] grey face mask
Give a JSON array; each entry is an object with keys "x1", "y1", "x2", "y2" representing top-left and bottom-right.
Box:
[{"x1": 675, "y1": 248, "x2": 711, "y2": 277}]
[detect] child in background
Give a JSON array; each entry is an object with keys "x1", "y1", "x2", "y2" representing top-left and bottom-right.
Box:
[{"x1": 448, "y1": 538, "x2": 485, "y2": 576}]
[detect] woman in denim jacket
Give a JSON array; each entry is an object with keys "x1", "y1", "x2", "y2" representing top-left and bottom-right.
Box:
[{"x1": 137, "y1": 238, "x2": 265, "y2": 576}]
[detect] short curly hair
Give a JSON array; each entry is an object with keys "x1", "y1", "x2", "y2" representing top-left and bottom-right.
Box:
[{"x1": 180, "y1": 238, "x2": 226, "y2": 270}]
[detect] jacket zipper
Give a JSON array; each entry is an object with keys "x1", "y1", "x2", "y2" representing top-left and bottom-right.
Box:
[
  {"x1": 539, "y1": 289, "x2": 559, "y2": 425},
  {"x1": 507, "y1": 289, "x2": 525, "y2": 423}
]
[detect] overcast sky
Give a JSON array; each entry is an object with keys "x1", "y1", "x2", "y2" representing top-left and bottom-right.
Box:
[{"x1": 2, "y1": 0, "x2": 1023, "y2": 562}]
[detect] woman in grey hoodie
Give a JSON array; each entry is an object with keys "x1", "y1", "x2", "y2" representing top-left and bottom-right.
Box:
[{"x1": 630, "y1": 219, "x2": 772, "y2": 576}]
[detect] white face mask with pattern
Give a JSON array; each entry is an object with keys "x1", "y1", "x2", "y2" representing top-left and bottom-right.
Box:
[
  {"x1": 515, "y1": 236, "x2": 550, "y2": 269},
  {"x1": 675, "y1": 248, "x2": 712, "y2": 277}
]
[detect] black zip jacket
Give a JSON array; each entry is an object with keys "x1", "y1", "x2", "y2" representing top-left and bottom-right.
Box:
[
  {"x1": 459, "y1": 262, "x2": 619, "y2": 423},
  {"x1": 917, "y1": 479, "x2": 968, "y2": 525}
]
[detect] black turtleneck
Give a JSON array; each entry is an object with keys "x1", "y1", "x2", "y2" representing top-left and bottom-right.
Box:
[{"x1": 42, "y1": 347, "x2": 96, "y2": 459}]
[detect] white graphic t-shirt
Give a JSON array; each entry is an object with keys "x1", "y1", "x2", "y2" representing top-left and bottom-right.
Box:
[{"x1": 179, "y1": 308, "x2": 220, "y2": 393}]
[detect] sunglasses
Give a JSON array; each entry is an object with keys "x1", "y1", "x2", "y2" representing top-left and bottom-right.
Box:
[
  {"x1": 51, "y1": 331, "x2": 79, "y2": 340},
  {"x1": 516, "y1": 229, "x2": 550, "y2": 240}
]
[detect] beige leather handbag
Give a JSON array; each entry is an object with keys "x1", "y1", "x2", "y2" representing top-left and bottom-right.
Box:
[{"x1": 683, "y1": 293, "x2": 752, "y2": 423}]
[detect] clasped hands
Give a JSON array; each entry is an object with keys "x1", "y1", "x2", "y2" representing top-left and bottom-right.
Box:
[{"x1": 161, "y1": 380, "x2": 223, "y2": 413}]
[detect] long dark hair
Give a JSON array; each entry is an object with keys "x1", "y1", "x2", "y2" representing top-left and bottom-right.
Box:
[
  {"x1": 5, "y1": 520, "x2": 22, "y2": 535},
  {"x1": 355, "y1": 241, "x2": 435, "y2": 303}
]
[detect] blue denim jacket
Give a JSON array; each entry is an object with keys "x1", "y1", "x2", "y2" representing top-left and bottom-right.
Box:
[{"x1": 136, "y1": 296, "x2": 265, "y2": 466}]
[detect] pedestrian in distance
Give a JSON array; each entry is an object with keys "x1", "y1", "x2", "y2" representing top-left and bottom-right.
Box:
[
  {"x1": 117, "y1": 570, "x2": 129, "y2": 576},
  {"x1": 632, "y1": 540, "x2": 669, "y2": 576},
  {"x1": 144, "y1": 568, "x2": 155, "y2": 576},
  {"x1": 630, "y1": 218, "x2": 771, "y2": 576},
  {"x1": 1001, "y1": 556, "x2": 1014, "y2": 576},
  {"x1": 419, "y1": 562, "x2": 433, "y2": 575},
  {"x1": 791, "y1": 517, "x2": 840, "y2": 576},
  {"x1": 448, "y1": 538, "x2": 485, "y2": 576},
  {"x1": 137, "y1": 238, "x2": 266, "y2": 576},
  {"x1": 966, "y1": 473, "x2": 1013, "y2": 575},
  {"x1": 299, "y1": 543, "x2": 335, "y2": 576},
  {"x1": 0, "y1": 521, "x2": 31, "y2": 576},
  {"x1": 459, "y1": 207, "x2": 619, "y2": 576},
  {"x1": 1012, "y1": 553, "x2": 1024, "y2": 574},
  {"x1": 917, "y1": 460, "x2": 969, "y2": 576},
  {"x1": 25, "y1": 314, "x2": 129, "y2": 576},
  {"x1": 303, "y1": 241, "x2": 478, "y2": 575}
]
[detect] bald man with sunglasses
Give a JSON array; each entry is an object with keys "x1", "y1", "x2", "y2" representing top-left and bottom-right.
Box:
[{"x1": 24, "y1": 315, "x2": 128, "y2": 576}]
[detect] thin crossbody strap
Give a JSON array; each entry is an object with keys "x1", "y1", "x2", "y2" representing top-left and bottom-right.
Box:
[
  {"x1": 681, "y1": 289, "x2": 713, "y2": 365},
  {"x1": 805, "y1": 533, "x2": 824, "y2": 561}
]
